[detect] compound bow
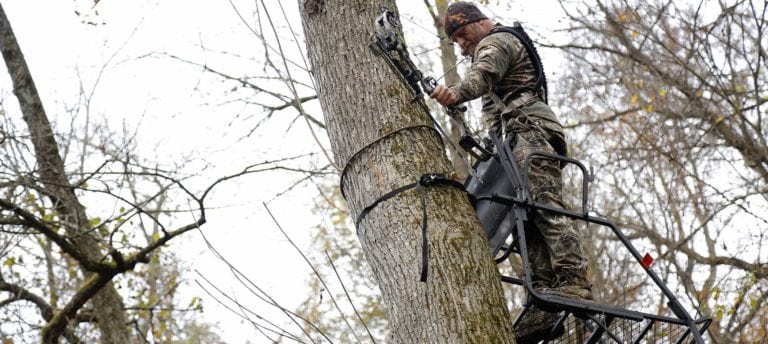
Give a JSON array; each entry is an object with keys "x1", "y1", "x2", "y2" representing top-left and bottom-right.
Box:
[{"x1": 369, "y1": 6, "x2": 491, "y2": 162}]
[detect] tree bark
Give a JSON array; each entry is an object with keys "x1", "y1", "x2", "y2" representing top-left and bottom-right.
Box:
[
  {"x1": 299, "y1": 1, "x2": 514, "y2": 342},
  {"x1": 0, "y1": 4, "x2": 132, "y2": 343}
]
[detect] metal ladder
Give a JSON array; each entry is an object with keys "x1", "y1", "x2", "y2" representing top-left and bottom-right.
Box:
[{"x1": 463, "y1": 134, "x2": 711, "y2": 343}]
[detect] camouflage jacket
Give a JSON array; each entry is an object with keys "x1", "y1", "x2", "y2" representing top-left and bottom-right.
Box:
[{"x1": 450, "y1": 25, "x2": 564, "y2": 136}]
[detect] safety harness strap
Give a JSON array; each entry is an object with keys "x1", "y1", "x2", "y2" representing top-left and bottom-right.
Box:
[
  {"x1": 355, "y1": 173, "x2": 465, "y2": 282},
  {"x1": 488, "y1": 23, "x2": 549, "y2": 104}
]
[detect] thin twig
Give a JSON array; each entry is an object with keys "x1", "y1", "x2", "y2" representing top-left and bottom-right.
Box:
[
  {"x1": 194, "y1": 226, "x2": 328, "y2": 343},
  {"x1": 263, "y1": 203, "x2": 362, "y2": 343},
  {"x1": 325, "y1": 251, "x2": 377, "y2": 343},
  {"x1": 256, "y1": 0, "x2": 340, "y2": 171},
  {"x1": 194, "y1": 277, "x2": 298, "y2": 343}
]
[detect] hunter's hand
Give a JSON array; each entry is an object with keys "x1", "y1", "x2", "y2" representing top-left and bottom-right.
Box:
[{"x1": 429, "y1": 85, "x2": 459, "y2": 106}]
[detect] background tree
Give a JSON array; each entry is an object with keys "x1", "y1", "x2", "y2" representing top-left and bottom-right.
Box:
[
  {"x1": 0, "y1": 3, "x2": 266, "y2": 342},
  {"x1": 0, "y1": 3, "x2": 132, "y2": 341},
  {"x1": 552, "y1": 0, "x2": 767, "y2": 342}
]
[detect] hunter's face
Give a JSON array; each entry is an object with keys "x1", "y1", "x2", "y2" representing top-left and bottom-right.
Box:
[{"x1": 451, "y1": 22, "x2": 483, "y2": 56}]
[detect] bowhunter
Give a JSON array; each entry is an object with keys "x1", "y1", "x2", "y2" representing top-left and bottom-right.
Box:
[{"x1": 429, "y1": 2, "x2": 594, "y2": 343}]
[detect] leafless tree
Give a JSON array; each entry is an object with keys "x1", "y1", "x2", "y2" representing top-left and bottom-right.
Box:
[
  {"x1": 0, "y1": 4, "x2": 328, "y2": 341},
  {"x1": 552, "y1": 0, "x2": 767, "y2": 342}
]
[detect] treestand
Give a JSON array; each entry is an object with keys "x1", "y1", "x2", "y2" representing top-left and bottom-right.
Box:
[{"x1": 465, "y1": 133, "x2": 712, "y2": 343}]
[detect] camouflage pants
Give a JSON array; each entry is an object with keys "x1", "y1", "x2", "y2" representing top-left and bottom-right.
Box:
[{"x1": 504, "y1": 114, "x2": 590, "y2": 290}]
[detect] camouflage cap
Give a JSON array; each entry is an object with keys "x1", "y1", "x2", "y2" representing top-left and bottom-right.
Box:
[{"x1": 444, "y1": 2, "x2": 489, "y2": 37}]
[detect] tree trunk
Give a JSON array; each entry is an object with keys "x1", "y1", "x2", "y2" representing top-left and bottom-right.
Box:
[
  {"x1": 0, "y1": 4, "x2": 132, "y2": 343},
  {"x1": 299, "y1": 1, "x2": 514, "y2": 342}
]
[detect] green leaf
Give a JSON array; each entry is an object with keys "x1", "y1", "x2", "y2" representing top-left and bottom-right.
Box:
[
  {"x1": 3, "y1": 257, "x2": 15, "y2": 267},
  {"x1": 68, "y1": 267, "x2": 78, "y2": 278},
  {"x1": 189, "y1": 296, "x2": 204, "y2": 312},
  {"x1": 714, "y1": 305, "x2": 724, "y2": 321},
  {"x1": 188, "y1": 296, "x2": 200, "y2": 308},
  {"x1": 711, "y1": 287, "x2": 721, "y2": 301}
]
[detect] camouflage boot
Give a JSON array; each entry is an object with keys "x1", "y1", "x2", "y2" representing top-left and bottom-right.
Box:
[
  {"x1": 542, "y1": 267, "x2": 594, "y2": 301},
  {"x1": 514, "y1": 306, "x2": 565, "y2": 344}
]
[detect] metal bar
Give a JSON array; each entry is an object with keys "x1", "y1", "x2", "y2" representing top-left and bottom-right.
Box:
[
  {"x1": 697, "y1": 317, "x2": 713, "y2": 333},
  {"x1": 632, "y1": 320, "x2": 655, "y2": 344},
  {"x1": 586, "y1": 315, "x2": 615, "y2": 344},
  {"x1": 602, "y1": 222, "x2": 705, "y2": 343},
  {"x1": 479, "y1": 193, "x2": 705, "y2": 341},
  {"x1": 530, "y1": 292, "x2": 645, "y2": 321},
  {"x1": 513, "y1": 205, "x2": 538, "y2": 294},
  {"x1": 524, "y1": 151, "x2": 592, "y2": 215},
  {"x1": 494, "y1": 237, "x2": 517, "y2": 263},
  {"x1": 675, "y1": 327, "x2": 692, "y2": 344},
  {"x1": 586, "y1": 315, "x2": 607, "y2": 344},
  {"x1": 501, "y1": 275, "x2": 524, "y2": 285},
  {"x1": 542, "y1": 311, "x2": 571, "y2": 344},
  {"x1": 491, "y1": 134, "x2": 541, "y2": 300},
  {"x1": 674, "y1": 318, "x2": 713, "y2": 344},
  {"x1": 583, "y1": 313, "x2": 623, "y2": 344},
  {"x1": 512, "y1": 303, "x2": 534, "y2": 328},
  {"x1": 486, "y1": 204, "x2": 706, "y2": 326}
]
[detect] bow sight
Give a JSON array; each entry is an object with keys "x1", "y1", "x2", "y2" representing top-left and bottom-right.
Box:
[{"x1": 370, "y1": 6, "x2": 436, "y2": 101}]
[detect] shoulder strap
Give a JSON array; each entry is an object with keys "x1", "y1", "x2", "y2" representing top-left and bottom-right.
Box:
[{"x1": 489, "y1": 23, "x2": 548, "y2": 104}]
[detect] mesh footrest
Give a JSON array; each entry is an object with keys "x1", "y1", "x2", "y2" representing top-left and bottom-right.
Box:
[{"x1": 540, "y1": 313, "x2": 709, "y2": 344}]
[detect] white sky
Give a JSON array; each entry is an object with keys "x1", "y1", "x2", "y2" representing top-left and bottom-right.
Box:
[{"x1": 0, "y1": 0, "x2": 572, "y2": 342}]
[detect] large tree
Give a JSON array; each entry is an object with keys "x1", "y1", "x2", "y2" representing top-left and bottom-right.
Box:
[
  {"x1": 0, "y1": 4, "x2": 131, "y2": 342},
  {"x1": 294, "y1": 1, "x2": 478, "y2": 340},
  {"x1": 299, "y1": 0, "x2": 514, "y2": 342},
  {"x1": 0, "y1": 4, "x2": 229, "y2": 342},
  {"x1": 553, "y1": 0, "x2": 767, "y2": 342}
]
